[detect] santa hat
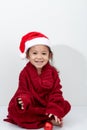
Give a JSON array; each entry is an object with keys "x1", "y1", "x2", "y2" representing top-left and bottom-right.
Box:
[{"x1": 19, "y1": 31, "x2": 51, "y2": 59}]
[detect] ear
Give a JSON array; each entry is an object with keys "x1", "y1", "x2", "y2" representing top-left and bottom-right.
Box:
[{"x1": 27, "y1": 54, "x2": 30, "y2": 60}]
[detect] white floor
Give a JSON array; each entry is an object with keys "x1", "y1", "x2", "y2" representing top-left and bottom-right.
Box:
[{"x1": 0, "y1": 106, "x2": 87, "y2": 130}]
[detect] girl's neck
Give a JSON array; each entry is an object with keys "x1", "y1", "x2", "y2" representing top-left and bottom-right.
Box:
[{"x1": 37, "y1": 68, "x2": 42, "y2": 75}]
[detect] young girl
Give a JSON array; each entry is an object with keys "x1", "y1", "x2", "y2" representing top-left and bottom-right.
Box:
[{"x1": 4, "y1": 31, "x2": 71, "y2": 129}]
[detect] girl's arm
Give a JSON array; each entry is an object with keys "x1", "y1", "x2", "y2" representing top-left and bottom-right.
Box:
[
  {"x1": 8, "y1": 70, "x2": 32, "y2": 113},
  {"x1": 46, "y1": 69, "x2": 65, "y2": 119}
]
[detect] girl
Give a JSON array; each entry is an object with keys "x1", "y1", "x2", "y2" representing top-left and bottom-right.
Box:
[{"x1": 4, "y1": 31, "x2": 71, "y2": 129}]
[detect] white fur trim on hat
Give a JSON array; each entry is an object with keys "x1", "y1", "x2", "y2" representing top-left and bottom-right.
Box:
[{"x1": 25, "y1": 37, "x2": 51, "y2": 52}]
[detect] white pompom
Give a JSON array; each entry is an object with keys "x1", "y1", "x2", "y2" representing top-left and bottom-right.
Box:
[{"x1": 20, "y1": 52, "x2": 26, "y2": 59}]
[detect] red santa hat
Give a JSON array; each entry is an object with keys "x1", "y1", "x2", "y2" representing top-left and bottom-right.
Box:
[{"x1": 19, "y1": 31, "x2": 51, "y2": 59}]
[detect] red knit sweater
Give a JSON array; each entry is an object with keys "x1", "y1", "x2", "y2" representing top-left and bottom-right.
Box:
[{"x1": 4, "y1": 62, "x2": 71, "y2": 129}]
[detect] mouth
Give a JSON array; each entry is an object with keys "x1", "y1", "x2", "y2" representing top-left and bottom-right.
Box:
[{"x1": 35, "y1": 61, "x2": 44, "y2": 65}]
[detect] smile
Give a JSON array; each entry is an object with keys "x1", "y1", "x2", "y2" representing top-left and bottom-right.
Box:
[{"x1": 35, "y1": 61, "x2": 44, "y2": 65}]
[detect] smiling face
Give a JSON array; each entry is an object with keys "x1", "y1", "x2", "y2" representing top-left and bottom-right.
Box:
[{"x1": 27, "y1": 45, "x2": 52, "y2": 74}]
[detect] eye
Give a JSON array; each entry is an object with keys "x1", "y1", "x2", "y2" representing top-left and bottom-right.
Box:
[
  {"x1": 42, "y1": 52, "x2": 47, "y2": 55},
  {"x1": 33, "y1": 52, "x2": 37, "y2": 55}
]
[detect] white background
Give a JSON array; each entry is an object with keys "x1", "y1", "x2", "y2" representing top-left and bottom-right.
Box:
[{"x1": 0, "y1": 0, "x2": 87, "y2": 106}]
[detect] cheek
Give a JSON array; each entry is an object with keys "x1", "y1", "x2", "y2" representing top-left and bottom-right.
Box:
[
  {"x1": 44, "y1": 55, "x2": 50, "y2": 60},
  {"x1": 29, "y1": 55, "x2": 36, "y2": 59}
]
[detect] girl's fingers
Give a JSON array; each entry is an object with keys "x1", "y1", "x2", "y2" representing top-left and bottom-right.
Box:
[
  {"x1": 49, "y1": 114, "x2": 53, "y2": 118},
  {"x1": 19, "y1": 102, "x2": 24, "y2": 110},
  {"x1": 21, "y1": 105, "x2": 24, "y2": 110},
  {"x1": 57, "y1": 118, "x2": 61, "y2": 124},
  {"x1": 54, "y1": 115, "x2": 61, "y2": 124},
  {"x1": 17, "y1": 98, "x2": 23, "y2": 105},
  {"x1": 17, "y1": 98, "x2": 22, "y2": 101},
  {"x1": 54, "y1": 115, "x2": 58, "y2": 123},
  {"x1": 17, "y1": 98, "x2": 24, "y2": 110},
  {"x1": 18, "y1": 100, "x2": 23, "y2": 104},
  {"x1": 48, "y1": 114, "x2": 61, "y2": 124},
  {"x1": 48, "y1": 114, "x2": 52, "y2": 118}
]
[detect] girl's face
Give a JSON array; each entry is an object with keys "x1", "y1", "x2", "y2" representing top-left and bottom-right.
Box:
[{"x1": 27, "y1": 45, "x2": 52, "y2": 73}]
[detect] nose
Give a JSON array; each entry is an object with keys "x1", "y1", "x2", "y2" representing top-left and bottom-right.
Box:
[{"x1": 37, "y1": 54, "x2": 42, "y2": 59}]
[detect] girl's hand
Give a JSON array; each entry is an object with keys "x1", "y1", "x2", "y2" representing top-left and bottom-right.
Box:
[
  {"x1": 49, "y1": 114, "x2": 61, "y2": 124},
  {"x1": 17, "y1": 98, "x2": 24, "y2": 110},
  {"x1": 46, "y1": 113, "x2": 63, "y2": 126}
]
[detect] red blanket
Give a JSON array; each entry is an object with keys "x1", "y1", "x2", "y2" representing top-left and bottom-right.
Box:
[{"x1": 4, "y1": 62, "x2": 71, "y2": 129}]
